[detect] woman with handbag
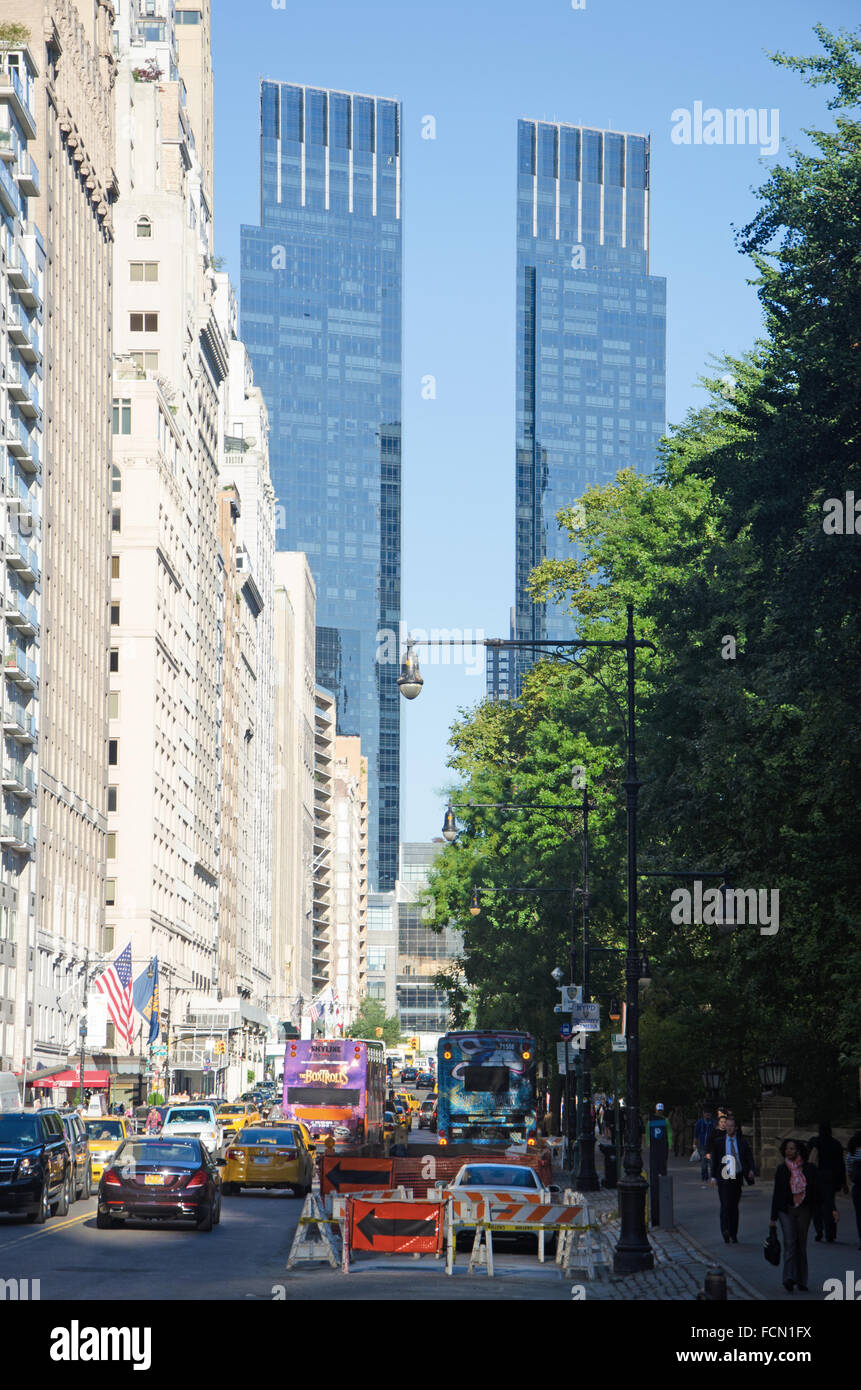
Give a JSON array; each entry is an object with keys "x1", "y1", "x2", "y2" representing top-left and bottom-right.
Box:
[{"x1": 769, "y1": 1138, "x2": 833, "y2": 1292}]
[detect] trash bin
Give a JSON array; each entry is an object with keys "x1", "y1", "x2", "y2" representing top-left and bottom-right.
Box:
[{"x1": 599, "y1": 1142, "x2": 617, "y2": 1188}]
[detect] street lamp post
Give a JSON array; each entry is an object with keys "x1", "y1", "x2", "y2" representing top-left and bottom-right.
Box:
[{"x1": 399, "y1": 603, "x2": 655, "y2": 1272}]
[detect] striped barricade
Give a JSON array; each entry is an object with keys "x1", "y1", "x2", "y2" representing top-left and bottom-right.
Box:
[{"x1": 467, "y1": 1199, "x2": 586, "y2": 1277}]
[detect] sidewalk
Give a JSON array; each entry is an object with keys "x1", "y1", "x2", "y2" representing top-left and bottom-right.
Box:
[{"x1": 557, "y1": 1183, "x2": 763, "y2": 1301}]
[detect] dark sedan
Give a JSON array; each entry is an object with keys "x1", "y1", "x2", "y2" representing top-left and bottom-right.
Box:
[{"x1": 96, "y1": 1137, "x2": 222, "y2": 1232}]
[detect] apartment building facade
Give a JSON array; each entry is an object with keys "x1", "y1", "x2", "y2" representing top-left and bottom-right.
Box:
[{"x1": 332, "y1": 735, "x2": 367, "y2": 1029}]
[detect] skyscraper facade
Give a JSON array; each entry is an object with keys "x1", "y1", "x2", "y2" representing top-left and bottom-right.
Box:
[
  {"x1": 509, "y1": 121, "x2": 666, "y2": 685},
  {"x1": 241, "y1": 82, "x2": 403, "y2": 892}
]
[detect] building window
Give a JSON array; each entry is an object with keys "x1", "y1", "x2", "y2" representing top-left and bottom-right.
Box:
[
  {"x1": 103, "y1": 926, "x2": 115, "y2": 953},
  {"x1": 106, "y1": 1021, "x2": 116, "y2": 1047},
  {"x1": 106, "y1": 833, "x2": 116, "y2": 858},
  {"x1": 136, "y1": 217, "x2": 152, "y2": 238},
  {"x1": 108, "y1": 786, "x2": 118, "y2": 813},
  {"x1": 130, "y1": 312, "x2": 158, "y2": 333},
  {"x1": 105, "y1": 880, "x2": 116, "y2": 907},
  {"x1": 111, "y1": 509, "x2": 121, "y2": 534},
  {"x1": 130, "y1": 350, "x2": 159, "y2": 372},
  {"x1": 112, "y1": 399, "x2": 131, "y2": 434},
  {"x1": 110, "y1": 603, "x2": 120, "y2": 625},
  {"x1": 177, "y1": 9, "x2": 201, "y2": 22},
  {"x1": 111, "y1": 556, "x2": 120, "y2": 580},
  {"x1": 109, "y1": 648, "x2": 119, "y2": 672},
  {"x1": 109, "y1": 693, "x2": 119, "y2": 719},
  {"x1": 112, "y1": 465, "x2": 122, "y2": 495},
  {"x1": 108, "y1": 739, "x2": 118, "y2": 766},
  {"x1": 130, "y1": 261, "x2": 158, "y2": 282}
]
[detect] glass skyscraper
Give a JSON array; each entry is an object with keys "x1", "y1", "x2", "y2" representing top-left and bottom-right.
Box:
[
  {"x1": 241, "y1": 83, "x2": 402, "y2": 891},
  {"x1": 497, "y1": 121, "x2": 665, "y2": 693}
]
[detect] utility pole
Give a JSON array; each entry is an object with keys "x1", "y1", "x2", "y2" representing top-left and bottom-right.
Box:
[{"x1": 78, "y1": 949, "x2": 88, "y2": 1108}]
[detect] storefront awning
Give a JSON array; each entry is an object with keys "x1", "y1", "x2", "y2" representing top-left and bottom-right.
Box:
[{"x1": 31, "y1": 1069, "x2": 110, "y2": 1089}]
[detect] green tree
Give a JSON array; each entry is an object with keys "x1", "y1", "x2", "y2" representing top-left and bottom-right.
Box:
[{"x1": 346, "y1": 997, "x2": 401, "y2": 1046}]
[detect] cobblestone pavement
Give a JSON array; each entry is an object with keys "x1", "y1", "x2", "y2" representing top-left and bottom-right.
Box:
[{"x1": 557, "y1": 1182, "x2": 764, "y2": 1301}]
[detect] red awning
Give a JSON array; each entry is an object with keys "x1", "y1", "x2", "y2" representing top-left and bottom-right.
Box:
[{"x1": 30, "y1": 1070, "x2": 110, "y2": 1089}]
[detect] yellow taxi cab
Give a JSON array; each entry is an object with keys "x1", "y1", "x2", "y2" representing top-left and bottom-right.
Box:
[
  {"x1": 383, "y1": 1108, "x2": 409, "y2": 1153},
  {"x1": 220, "y1": 1124, "x2": 314, "y2": 1197},
  {"x1": 217, "y1": 1102, "x2": 260, "y2": 1141},
  {"x1": 395, "y1": 1091, "x2": 420, "y2": 1118},
  {"x1": 84, "y1": 1116, "x2": 130, "y2": 1183},
  {"x1": 266, "y1": 1117, "x2": 315, "y2": 1154}
]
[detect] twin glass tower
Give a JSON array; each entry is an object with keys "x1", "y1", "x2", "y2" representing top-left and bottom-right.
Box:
[{"x1": 241, "y1": 89, "x2": 666, "y2": 889}]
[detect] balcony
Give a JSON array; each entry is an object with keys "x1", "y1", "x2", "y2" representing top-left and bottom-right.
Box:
[
  {"x1": 0, "y1": 66, "x2": 37, "y2": 140},
  {"x1": 0, "y1": 815, "x2": 35, "y2": 854},
  {"x1": 2, "y1": 758, "x2": 34, "y2": 797},
  {"x1": 4, "y1": 644, "x2": 37, "y2": 689},
  {"x1": 0, "y1": 157, "x2": 19, "y2": 216},
  {"x1": 8, "y1": 313, "x2": 39, "y2": 365},
  {"x1": 6, "y1": 535, "x2": 37, "y2": 581},
  {"x1": 4, "y1": 584, "x2": 37, "y2": 635},
  {"x1": 2, "y1": 696, "x2": 36, "y2": 742},
  {"x1": 7, "y1": 419, "x2": 38, "y2": 473},
  {"x1": 0, "y1": 129, "x2": 13, "y2": 162},
  {"x1": 14, "y1": 151, "x2": 38, "y2": 198}
]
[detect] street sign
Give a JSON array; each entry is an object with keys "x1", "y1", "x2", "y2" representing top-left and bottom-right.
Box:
[
  {"x1": 560, "y1": 1022, "x2": 572, "y2": 1038},
  {"x1": 571, "y1": 1001, "x2": 600, "y2": 1032},
  {"x1": 321, "y1": 1155, "x2": 395, "y2": 1195},
  {"x1": 612, "y1": 1033, "x2": 627, "y2": 1052},
  {"x1": 349, "y1": 1198, "x2": 444, "y2": 1254},
  {"x1": 560, "y1": 985, "x2": 582, "y2": 1011}
]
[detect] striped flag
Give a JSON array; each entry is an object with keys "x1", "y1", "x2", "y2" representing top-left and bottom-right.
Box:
[{"x1": 95, "y1": 943, "x2": 135, "y2": 1051}]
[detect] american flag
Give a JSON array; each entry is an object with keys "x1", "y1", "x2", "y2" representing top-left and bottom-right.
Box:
[
  {"x1": 95, "y1": 943, "x2": 135, "y2": 1051},
  {"x1": 309, "y1": 1001, "x2": 320, "y2": 1023}
]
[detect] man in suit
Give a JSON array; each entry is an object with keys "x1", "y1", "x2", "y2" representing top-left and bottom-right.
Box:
[{"x1": 709, "y1": 1114, "x2": 755, "y2": 1243}]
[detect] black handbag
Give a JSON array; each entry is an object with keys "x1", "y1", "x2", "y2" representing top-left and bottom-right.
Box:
[{"x1": 764, "y1": 1229, "x2": 781, "y2": 1266}]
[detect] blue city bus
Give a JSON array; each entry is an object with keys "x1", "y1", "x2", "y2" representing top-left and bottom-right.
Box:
[{"x1": 436, "y1": 1031, "x2": 537, "y2": 1147}]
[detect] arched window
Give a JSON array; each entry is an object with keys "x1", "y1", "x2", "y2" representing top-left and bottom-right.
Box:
[{"x1": 136, "y1": 216, "x2": 152, "y2": 238}]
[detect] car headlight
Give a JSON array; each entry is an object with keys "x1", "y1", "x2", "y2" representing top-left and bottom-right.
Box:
[{"x1": 17, "y1": 1156, "x2": 34, "y2": 1174}]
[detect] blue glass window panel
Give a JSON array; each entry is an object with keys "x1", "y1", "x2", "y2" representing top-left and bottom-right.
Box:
[
  {"x1": 538, "y1": 124, "x2": 558, "y2": 179},
  {"x1": 305, "y1": 89, "x2": 327, "y2": 144},
  {"x1": 281, "y1": 85, "x2": 303, "y2": 142},
  {"x1": 582, "y1": 130, "x2": 602, "y2": 183},
  {"x1": 560, "y1": 127, "x2": 580, "y2": 184},
  {"x1": 626, "y1": 136, "x2": 646, "y2": 189},
  {"x1": 353, "y1": 97, "x2": 374, "y2": 152},
  {"x1": 604, "y1": 133, "x2": 624, "y2": 186},
  {"x1": 518, "y1": 121, "x2": 535, "y2": 175},
  {"x1": 262, "y1": 82, "x2": 279, "y2": 140},
  {"x1": 330, "y1": 93, "x2": 351, "y2": 148}
]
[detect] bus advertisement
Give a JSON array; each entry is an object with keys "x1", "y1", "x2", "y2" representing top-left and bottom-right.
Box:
[
  {"x1": 281, "y1": 1038, "x2": 386, "y2": 1148},
  {"x1": 436, "y1": 1031, "x2": 537, "y2": 1147}
]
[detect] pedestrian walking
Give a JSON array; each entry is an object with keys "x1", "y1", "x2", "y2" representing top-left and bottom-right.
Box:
[
  {"x1": 769, "y1": 1138, "x2": 832, "y2": 1292},
  {"x1": 670, "y1": 1105, "x2": 684, "y2": 1157},
  {"x1": 693, "y1": 1106, "x2": 715, "y2": 1184},
  {"x1": 846, "y1": 1132, "x2": 861, "y2": 1250},
  {"x1": 807, "y1": 1120, "x2": 846, "y2": 1243},
  {"x1": 709, "y1": 1114, "x2": 755, "y2": 1243}
]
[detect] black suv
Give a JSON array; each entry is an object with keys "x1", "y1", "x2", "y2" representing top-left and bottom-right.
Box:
[
  {"x1": 60, "y1": 1111, "x2": 92, "y2": 1201},
  {"x1": 0, "y1": 1109, "x2": 73, "y2": 1223},
  {"x1": 400, "y1": 1067, "x2": 418, "y2": 1086}
]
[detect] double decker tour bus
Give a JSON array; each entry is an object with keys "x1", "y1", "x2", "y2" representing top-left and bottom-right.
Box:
[
  {"x1": 436, "y1": 1031, "x2": 537, "y2": 1147},
  {"x1": 281, "y1": 1038, "x2": 385, "y2": 1149}
]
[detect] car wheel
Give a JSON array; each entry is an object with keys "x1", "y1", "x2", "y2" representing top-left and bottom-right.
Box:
[
  {"x1": 96, "y1": 1209, "x2": 119, "y2": 1230},
  {"x1": 221, "y1": 1182, "x2": 237, "y2": 1196},
  {"x1": 54, "y1": 1171, "x2": 72, "y2": 1217},
  {"x1": 197, "y1": 1203, "x2": 214, "y2": 1232},
  {"x1": 213, "y1": 1195, "x2": 222, "y2": 1225},
  {"x1": 27, "y1": 1181, "x2": 51, "y2": 1224},
  {"x1": 81, "y1": 1163, "x2": 92, "y2": 1202}
]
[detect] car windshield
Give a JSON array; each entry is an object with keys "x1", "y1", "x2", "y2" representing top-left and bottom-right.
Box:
[
  {"x1": 85, "y1": 1120, "x2": 124, "y2": 1141},
  {"x1": 456, "y1": 1166, "x2": 539, "y2": 1188},
  {"x1": 0, "y1": 1115, "x2": 39, "y2": 1146},
  {"x1": 421, "y1": 1101, "x2": 436, "y2": 1112},
  {"x1": 239, "y1": 1129, "x2": 298, "y2": 1146},
  {"x1": 119, "y1": 1141, "x2": 201, "y2": 1165},
  {"x1": 218, "y1": 1106, "x2": 243, "y2": 1115},
  {"x1": 165, "y1": 1109, "x2": 212, "y2": 1124}
]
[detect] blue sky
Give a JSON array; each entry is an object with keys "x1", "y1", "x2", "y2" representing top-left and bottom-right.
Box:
[{"x1": 212, "y1": 0, "x2": 856, "y2": 848}]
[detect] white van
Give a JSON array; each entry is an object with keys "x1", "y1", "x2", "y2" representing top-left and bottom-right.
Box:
[{"x1": 0, "y1": 1071, "x2": 22, "y2": 1112}]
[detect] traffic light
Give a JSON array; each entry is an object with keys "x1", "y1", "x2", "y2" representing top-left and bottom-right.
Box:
[
  {"x1": 214, "y1": 1039, "x2": 226, "y2": 1056},
  {"x1": 411, "y1": 1036, "x2": 419, "y2": 1050},
  {"x1": 375, "y1": 1027, "x2": 383, "y2": 1037}
]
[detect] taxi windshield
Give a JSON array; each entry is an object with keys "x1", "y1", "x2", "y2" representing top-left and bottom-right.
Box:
[
  {"x1": 239, "y1": 1129, "x2": 297, "y2": 1146},
  {"x1": 85, "y1": 1120, "x2": 124, "y2": 1141}
]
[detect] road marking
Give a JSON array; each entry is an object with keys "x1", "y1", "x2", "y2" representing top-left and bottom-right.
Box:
[{"x1": 0, "y1": 1209, "x2": 91, "y2": 1248}]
